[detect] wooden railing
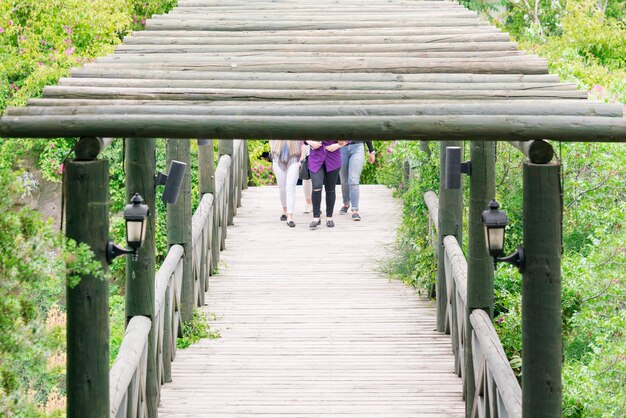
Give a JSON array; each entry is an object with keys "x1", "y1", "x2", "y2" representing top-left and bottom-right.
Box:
[
  {"x1": 425, "y1": 191, "x2": 522, "y2": 418},
  {"x1": 109, "y1": 141, "x2": 247, "y2": 417}
]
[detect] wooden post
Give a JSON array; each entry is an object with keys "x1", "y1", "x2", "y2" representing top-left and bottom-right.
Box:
[
  {"x1": 523, "y1": 161, "x2": 562, "y2": 418},
  {"x1": 402, "y1": 159, "x2": 411, "y2": 191},
  {"x1": 124, "y1": 138, "x2": 158, "y2": 416},
  {"x1": 242, "y1": 141, "x2": 250, "y2": 190},
  {"x1": 167, "y1": 139, "x2": 193, "y2": 322},
  {"x1": 419, "y1": 140, "x2": 431, "y2": 157},
  {"x1": 218, "y1": 139, "x2": 235, "y2": 226},
  {"x1": 198, "y1": 139, "x2": 219, "y2": 275},
  {"x1": 465, "y1": 141, "x2": 495, "y2": 413},
  {"x1": 65, "y1": 158, "x2": 109, "y2": 418},
  {"x1": 436, "y1": 140, "x2": 463, "y2": 333}
]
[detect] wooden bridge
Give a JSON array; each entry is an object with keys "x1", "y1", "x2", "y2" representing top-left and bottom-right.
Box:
[
  {"x1": 158, "y1": 185, "x2": 466, "y2": 417},
  {"x1": 2, "y1": 0, "x2": 626, "y2": 416}
]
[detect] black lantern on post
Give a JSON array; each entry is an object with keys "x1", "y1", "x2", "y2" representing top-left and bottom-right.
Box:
[
  {"x1": 107, "y1": 193, "x2": 149, "y2": 263},
  {"x1": 481, "y1": 199, "x2": 524, "y2": 272}
]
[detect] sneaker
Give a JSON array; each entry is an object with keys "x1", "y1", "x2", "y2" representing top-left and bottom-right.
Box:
[
  {"x1": 326, "y1": 219, "x2": 335, "y2": 228},
  {"x1": 309, "y1": 219, "x2": 321, "y2": 229},
  {"x1": 339, "y1": 206, "x2": 349, "y2": 215},
  {"x1": 303, "y1": 204, "x2": 312, "y2": 214},
  {"x1": 352, "y1": 213, "x2": 361, "y2": 221}
]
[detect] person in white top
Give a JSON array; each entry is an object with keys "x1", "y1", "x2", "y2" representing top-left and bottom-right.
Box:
[{"x1": 270, "y1": 140, "x2": 305, "y2": 227}]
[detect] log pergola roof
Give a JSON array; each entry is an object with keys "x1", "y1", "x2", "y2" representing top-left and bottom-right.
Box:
[{"x1": 1, "y1": 0, "x2": 625, "y2": 141}]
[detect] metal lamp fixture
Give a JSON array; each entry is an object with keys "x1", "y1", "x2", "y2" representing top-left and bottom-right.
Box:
[
  {"x1": 106, "y1": 193, "x2": 149, "y2": 263},
  {"x1": 481, "y1": 199, "x2": 525, "y2": 272}
]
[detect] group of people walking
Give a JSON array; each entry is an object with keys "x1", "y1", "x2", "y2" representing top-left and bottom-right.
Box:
[{"x1": 269, "y1": 140, "x2": 375, "y2": 229}]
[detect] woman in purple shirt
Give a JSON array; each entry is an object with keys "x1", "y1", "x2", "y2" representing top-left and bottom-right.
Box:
[{"x1": 305, "y1": 140, "x2": 347, "y2": 229}]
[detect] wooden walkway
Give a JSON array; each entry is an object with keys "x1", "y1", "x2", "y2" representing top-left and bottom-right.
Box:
[{"x1": 158, "y1": 185, "x2": 464, "y2": 417}]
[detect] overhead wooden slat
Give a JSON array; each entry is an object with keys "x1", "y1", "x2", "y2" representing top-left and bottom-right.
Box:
[
  {"x1": 8, "y1": 101, "x2": 621, "y2": 117},
  {"x1": 121, "y1": 33, "x2": 511, "y2": 45},
  {"x1": 2, "y1": 114, "x2": 626, "y2": 141},
  {"x1": 56, "y1": 78, "x2": 577, "y2": 91},
  {"x1": 68, "y1": 70, "x2": 560, "y2": 83},
  {"x1": 1, "y1": 0, "x2": 624, "y2": 141},
  {"x1": 115, "y1": 42, "x2": 518, "y2": 53}
]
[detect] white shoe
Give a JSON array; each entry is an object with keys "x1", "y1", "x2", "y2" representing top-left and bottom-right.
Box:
[{"x1": 303, "y1": 204, "x2": 312, "y2": 214}]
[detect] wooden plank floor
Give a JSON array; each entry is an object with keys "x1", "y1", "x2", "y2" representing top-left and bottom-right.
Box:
[{"x1": 159, "y1": 185, "x2": 464, "y2": 417}]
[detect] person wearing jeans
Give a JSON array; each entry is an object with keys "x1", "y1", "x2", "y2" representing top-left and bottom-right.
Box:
[
  {"x1": 270, "y1": 140, "x2": 305, "y2": 227},
  {"x1": 306, "y1": 140, "x2": 347, "y2": 229},
  {"x1": 339, "y1": 141, "x2": 376, "y2": 221}
]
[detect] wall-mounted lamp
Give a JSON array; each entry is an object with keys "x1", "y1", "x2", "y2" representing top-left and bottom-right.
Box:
[
  {"x1": 107, "y1": 193, "x2": 149, "y2": 264},
  {"x1": 445, "y1": 146, "x2": 471, "y2": 189},
  {"x1": 481, "y1": 200, "x2": 525, "y2": 273},
  {"x1": 155, "y1": 160, "x2": 187, "y2": 204}
]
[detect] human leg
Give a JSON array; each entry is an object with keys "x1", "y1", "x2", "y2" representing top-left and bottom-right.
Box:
[
  {"x1": 339, "y1": 147, "x2": 350, "y2": 213},
  {"x1": 302, "y1": 179, "x2": 312, "y2": 213},
  {"x1": 272, "y1": 160, "x2": 288, "y2": 218},
  {"x1": 323, "y1": 167, "x2": 340, "y2": 219},
  {"x1": 310, "y1": 168, "x2": 325, "y2": 220},
  {"x1": 285, "y1": 161, "x2": 300, "y2": 220},
  {"x1": 348, "y1": 144, "x2": 365, "y2": 212}
]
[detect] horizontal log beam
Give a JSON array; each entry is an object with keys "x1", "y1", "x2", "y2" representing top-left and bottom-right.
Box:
[
  {"x1": 102, "y1": 50, "x2": 525, "y2": 59},
  {"x1": 114, "y1": 42, "x2": 517, "y2": 54},
  {"x1": 8, "y1": 101, "x2": 621, "y2": 117},
  {"x1": 170, "y1": 6, "x2": 467, "y2": 13},
  {"x1": 145, "y1": 20, "x2": 489, "y2": 31},
  {"x1": 68, "y1": 69, "x2": 560, "y2": 83},
  {"x1": 56, "y1": 79, "x2": 578, "y2": 92},
  {"x1": 81, "y1": 60, "x2": 549, "y2": 74},
  {"x1": 2, "y1": 114, "x2": 625, "y2": 142},
  {"x1": 177, "y1": 0, "x2": 460, "y2": 5},
  {"x1": 128, "y1": 27, "x2": 502, "y2": 38},
  {"x1": 41, "y1": 86, "x2": 584, "y2": 100},
  {"x1": 152, "y1": 11, "x2": 479, "y2": 20},
  {"x1": 177, "y1": 0, "x2": 457, "y2": 5},
  {"x1": 121, "y1": 33, "x2": 511, "y2": 45}
]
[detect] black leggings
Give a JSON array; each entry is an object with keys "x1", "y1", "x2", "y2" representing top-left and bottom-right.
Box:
[{"x1": 310, "y1": 166, "x2": 340, "y2": 218}]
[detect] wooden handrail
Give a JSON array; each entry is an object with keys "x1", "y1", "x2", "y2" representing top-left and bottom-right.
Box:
[
  {"x1": 470, "y1": 309, "x2": 522, "y2": 418},
  {"x1": 109, "y1": 316, "x2": 151, "y2": 417},
  {"x1": 109, "y1": 141, "x2": 248, "y2": 417},
  {"x1": 425, "y1": 191, "x2": 522, "y2": 418}
]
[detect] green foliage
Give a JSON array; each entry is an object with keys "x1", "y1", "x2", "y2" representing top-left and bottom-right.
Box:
[
  {"x1": 247, "y1": 140, "x2": 276, "y2": 186},
  {"x1": 177, "y1": 311, "x2": 221, "y2": 350},
  {"x1": 378, "y1": 141, "x2": 439, "y2": 293},
  {"x1": 0, "y1": 0, "x2": 177, "y2": 413},
  {"x1": 0, "y1": 162, "x2": 104, "y2": 415}
]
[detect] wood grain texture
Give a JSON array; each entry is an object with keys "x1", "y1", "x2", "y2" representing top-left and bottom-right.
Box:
[{"x1": 158, "y1": 185, "x2": 464, "y2": 417}]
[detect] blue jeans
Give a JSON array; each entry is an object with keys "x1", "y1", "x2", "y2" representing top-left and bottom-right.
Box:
[{"x1": 340, "y1": 143, "x2": 365, "y2": 211}]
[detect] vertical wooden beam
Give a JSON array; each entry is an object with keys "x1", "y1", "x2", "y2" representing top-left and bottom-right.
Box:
[
  {"x1": 420, "y1": 140, "x2": 431, "y2": 157},
  {"x1": 218, "y1": 139, "x2": 235, "y2": 226},
  {"x1": 124, "y1": 138, "x2": 158, "y2": 416},
  {"x1": 198, "y1": 139, "x2": 219, "y2": 275},
  {"x1": 242, "y1": 141, "x2": 250, "y2": 190},
  {"x1": 65, "y1": 158, "x2": 109, "y2": 418},
  {"x1": 402, "y1": 159, "x2": 411, "y2": 191},
  {"x1": 465, "y1": 141, "x2": 496, "y2": 414},
  {"x1": 523, "y1": 161, "x2": 562, "y2": 418},
  {"x1": 167, "y1": 139, "x2": 193, "y2": 322},
  {"x1": 436, "y1": 140, "x2": 464, "y2": 333}
]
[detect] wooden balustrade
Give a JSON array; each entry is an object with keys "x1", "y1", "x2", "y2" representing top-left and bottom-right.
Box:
[
  {"x1": 425, "y1": 191, "x2": 522, "y2": 418},
  {"x1": 109, "y1": 316, "x2": 151, "y2": 418},
  {"x1": 470, "y1": 310, "x2": 523, "y2": 418},
  {"x1": 109, "y1": 140, "x2": 248, "y2": 417}
]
